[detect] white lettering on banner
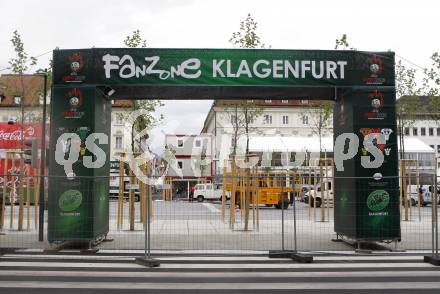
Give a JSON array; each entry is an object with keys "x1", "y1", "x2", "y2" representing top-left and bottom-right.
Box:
[
  {"x1": 103, "y1": 54, "x2": 348, "y2": 81},
  {"x1": 214, "y1": 59, "x2": 348, "y2": 79},
  {"x1": 103, "y1": 55, "x2": 201, "y2": 80}
]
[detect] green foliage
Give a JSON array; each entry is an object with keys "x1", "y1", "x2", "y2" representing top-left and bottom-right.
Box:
[
  {"x1": 395, "y1": 60, "x2": 421, "y2": 129},
  {"x1": 421, "y1": 53, "x2": 440, "y2": 119},
  {"x1": 9, "y1": 30, "x2": 37, "y2": 74},
  {"x1": 230, "y1": 14, "x2": 269, "y2": 49},
  {"x1": 124, "y1": 29, "x2": 147, "y2": 48},
  {"x1": 334, "y1": 34, "x2": 354, "y2": 50}
]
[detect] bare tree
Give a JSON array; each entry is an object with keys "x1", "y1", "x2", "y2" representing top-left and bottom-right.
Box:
[
  {"x1": 122, "y1": 30, "x2": 163, "y2": 153},
  {"x1": 303, "y1": 101, "x2": 333, "y2": 158}
]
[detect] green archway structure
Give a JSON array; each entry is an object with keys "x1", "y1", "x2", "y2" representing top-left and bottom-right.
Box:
[{"x1": 49, "y1": 48, "x2": 400, "y2": 245}]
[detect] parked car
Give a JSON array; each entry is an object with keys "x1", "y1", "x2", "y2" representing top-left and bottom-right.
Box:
[
  {"x1": 407, "y1": 185, "x2": 433, "y2": 206},
  {"x1": 193, "y1": 183, "x2": 228, "y2": 202},
  {"x1": 303, "y1": 182, "x2": 333, "y2": 208}
]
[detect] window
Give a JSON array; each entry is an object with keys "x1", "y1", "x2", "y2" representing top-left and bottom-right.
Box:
[
  {"x1": 437, "y1": 128, "x2": 440, "y2": 136},
  {"x1": 413, "y1": 128, "x2": 418, "y2": 136},
  {"x1": 230, "y1": 115, "x2": 237, "y2": 124},
  {"x1": 14, "y1": 96, "x2": 21, "y2": 105},
  {"x1": 177, "y1": 139, "x2": 184, "y2": 147},
  {"x1": 39, "y1": 94, "x2": 44, "y2": 105},
  {"x1": 195, "y1": 139, "x2": 201, "y2": 148},
  {"x1": 115, "y1": 136, "x2": 122, "y2": 149},
  {"x1": 263, "y1": 114, "x2": 272, "y2": 124},
  {"x1": 301, "y1": 99, "x2": 308, "y2": 105},
  {"x1": 421, "y1": 127, "x2": 426, "y2": 136},
  {"x1": 437, "y1": 145, "x2": 440, "y2": 153},
  {"x1": 264, "y1": 99, "x2": 272, "y2": 104},
  {"x1": 430, "y1": 145, "x2": 435, "y2": 149},
  {"x1": 404, "y1": 127, "x2": 410, "y2": 136},
  {"x1": 177, "y1": 161, "x2": 183, "y2": 169},
  {"x1": 282, "y1": 115, "x2": 289, "y2": 124},
  {"x1": 282, "y1": 100, "x2": 289, "y2": 104},
  {"x1": 115, "y1": 114, "x2": 123, "y2": 125},
  {"x1": 429, "y1": 128, "x2": 434, "y2": 136},
  {"x1": 302, "y1": 115, "x2": 309, "y2": 125}
]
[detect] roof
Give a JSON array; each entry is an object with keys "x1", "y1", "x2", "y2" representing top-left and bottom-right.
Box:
[
  {"x1": 0, "y1": 74, "x2": 134, "y2": 108},
  {"x1": 200, "y1": 99, "x2": 328, "y2": 133},
  {"x1": 0, "y1": 74, "x2": 43, "y2": 106},
  {"x1": 241, "y1": 136, "x2": 434, "y2": 153}
]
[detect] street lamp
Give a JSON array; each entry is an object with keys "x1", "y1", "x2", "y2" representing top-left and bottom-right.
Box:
[{"x1": 36, "y1": 70, "x2": 48, "y2": 242}]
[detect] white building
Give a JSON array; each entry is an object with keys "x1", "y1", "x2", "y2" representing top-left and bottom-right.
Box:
[
  {"x1": 201, "y1": 99, "x2": 333, "y2": 174},
  {"x1": 164, "y1": 134, "x2": 214, "y2": 198},
  {"x1": 201, "y1": 99, "x2": 439, "y2": 177}
]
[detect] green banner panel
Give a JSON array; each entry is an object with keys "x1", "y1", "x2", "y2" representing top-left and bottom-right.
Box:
[
  {"x1": 48, "y1": 86, "x2": 110, "y2": 242},
  {"x1": 53, "y1": 48, "x2": 394, "y2": 87},
  {"x1": 333, "y1": 88, "x2": 400, "y2": 241}
]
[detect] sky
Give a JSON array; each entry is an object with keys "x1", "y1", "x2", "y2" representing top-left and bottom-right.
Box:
[{"x1": 1, "y1": 0, "x2": 439, "y2": 144}]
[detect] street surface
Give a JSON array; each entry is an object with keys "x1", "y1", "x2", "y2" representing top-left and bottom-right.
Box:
[{"x1": 0, "y1": 253, "x2": 439, "y2": 293}]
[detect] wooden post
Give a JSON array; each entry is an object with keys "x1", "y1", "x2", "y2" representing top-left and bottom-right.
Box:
[
  {"x1": 408, "y1": 160, "x2": 412, "y2": 218},
  {"x1": 230, "y1": 162, "x2": 236, "y2": 229},
  {"x1": 18, "y1": 154, "x2": 24, "y2": 231},
  {"x1": 1, "y1": 152, "x2": 8, "y2": 230},
  {"x1": 330, "y1": 158, "x2": 334, "y2": 220},
  {"x1": 26, "y1": 175, "x2": 30, "y2": 230},
  {"x1": 313, "y1": 167, "x2": 317, "y2": 221},
  {"x1": 325, "y1": 159, "x2": 330, "y2": 221},
  {"x1": 33, "y1": 173, "x2": 39, "y2": 229},
  {"x1": 129, "y1": 160, "x2": 135, "y2": 231},
  {"x1": 244, "y1": 167, "x2": 251, "y2": 231},
  {"x1": 221, "y1": 166, "x2": 226, "y2": 223},
  {"x1": 320, "y1": 161, "x2": 325, "y2": 222},
  {"x1": 403, "y1": 160, "x2": 409, "y2": 221},
  {"x1": 308, "y1": 166, "x2": 312, "y2": 219},
  {"x1": 399, "y1": 160, "x2": 403, "y2": 220},
  {"x1": 140, "y1": 164, "x2": 146, "y2": 225},
  {"x1": 117, "y1": 153, "x2": 125, "y2": 229},
  {"x1": 416, "y1": 160, "x2": 421, "y2": 221},
  {"x1": 10, "y1": 155, "x2": 16, "y2": 229},
  {"x1": 148, "y1": 163, "x2": 153, "y2": 221}
]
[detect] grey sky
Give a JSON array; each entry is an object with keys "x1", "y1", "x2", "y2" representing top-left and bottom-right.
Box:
[{"x1": 1, "y1": 0, "x2": 439, "y2": 140}]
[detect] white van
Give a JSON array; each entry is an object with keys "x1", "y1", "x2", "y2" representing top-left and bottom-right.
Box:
[
  {"x1": 406, "y1": 185, "x2": 432, "y2": 206},
  {"x1": 193, "y1": 183, "x2": 226, "y2": 202},
  {"x1": 303, "y1": 181, "x2": 333, "y2": 208}
]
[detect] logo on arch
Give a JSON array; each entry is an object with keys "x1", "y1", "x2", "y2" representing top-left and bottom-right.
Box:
[
  {"x1": 363, "y1": 54, "x2": 386, "y2": 85},
  {"x1": 364, "y1": 90, "x2": 387, "y2": 120},
  {"x1": 62, "y1": 52, "x2": 86, "y2": 83},
  {"x1": 61, "y1": 88, "x2": 85, "y2": 119}
]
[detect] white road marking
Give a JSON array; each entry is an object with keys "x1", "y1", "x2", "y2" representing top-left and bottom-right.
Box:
[
  {"x1": 0, "y1": 270, "x2": 440, "y2": 278},
  {"x1": 0, "y1": 262, "x2": 434, "y2": 269},
  {"x1": 1, "y1": 281, "x2": 440, "y2": 290}
]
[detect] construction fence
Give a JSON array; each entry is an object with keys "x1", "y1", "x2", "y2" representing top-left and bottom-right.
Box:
[{"x1": 0, "y1": 158, "x2": 439, "y2": 255}]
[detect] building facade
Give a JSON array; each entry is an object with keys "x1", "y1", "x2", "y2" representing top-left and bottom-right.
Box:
[{"x1": 201, "y1": 99, "x2": 439, "y2": 177}]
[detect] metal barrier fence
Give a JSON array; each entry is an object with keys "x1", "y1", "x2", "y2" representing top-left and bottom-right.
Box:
[{"x1": 0, "y1": 172, "x2": 439, "y2": 256}]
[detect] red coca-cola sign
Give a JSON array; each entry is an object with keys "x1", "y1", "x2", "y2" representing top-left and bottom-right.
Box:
[{"x1": 0, "y1": 123, "x2": 43, "y2": 149}]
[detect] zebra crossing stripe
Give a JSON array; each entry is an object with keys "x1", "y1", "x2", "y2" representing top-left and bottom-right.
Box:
[{"x1": 1, "y1": 281, "x2": 440, "y2": 290}]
